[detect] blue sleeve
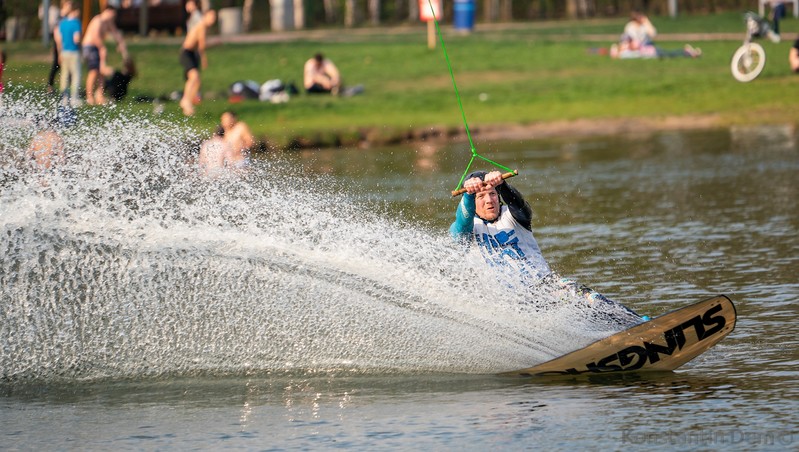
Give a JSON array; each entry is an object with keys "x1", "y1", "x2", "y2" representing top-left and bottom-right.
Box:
[{"x1": 449, "y1": 193, "x2": 476, "y2": 240}]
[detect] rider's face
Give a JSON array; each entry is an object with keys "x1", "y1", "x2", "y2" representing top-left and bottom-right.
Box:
[{"x1": 475, "y1": 186, "x2": 500, "y2": 221}]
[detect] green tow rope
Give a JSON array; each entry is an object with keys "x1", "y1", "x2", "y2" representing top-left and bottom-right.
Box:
[{"x1": 426, "y1": 0, "x2": 515, "y2": 193}]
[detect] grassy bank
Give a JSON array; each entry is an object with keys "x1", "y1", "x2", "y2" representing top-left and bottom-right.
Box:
[{"x1": 3, "y1": 13, "x2": 799, "y2": 148}]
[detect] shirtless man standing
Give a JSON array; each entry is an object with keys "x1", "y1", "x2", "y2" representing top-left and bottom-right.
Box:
[
  {"x1": 220, "y1": 110, "x2": 254, "y2": 168},
  {"x1": 180, "y1": 9, "x2": 216, "y2": 116},
  {"x1": 81, "y1": 6, "x2": 127, "y2": 105}
]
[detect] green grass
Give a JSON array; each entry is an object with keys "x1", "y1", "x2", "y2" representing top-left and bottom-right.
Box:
[{"x1": 3, "y1": 12, "x2": 799, "y2": 147}]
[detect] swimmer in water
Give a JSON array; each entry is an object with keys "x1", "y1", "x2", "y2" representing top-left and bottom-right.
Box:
[
  {"x1": 198, "y1": 125, "x2": 231, "y2": 177},
  {"x1": 26, "y1": 118, "x2": 65, "y2": 171},
  {"x1": 220, "y1": 110, "x2": 254, "y2": 169}
]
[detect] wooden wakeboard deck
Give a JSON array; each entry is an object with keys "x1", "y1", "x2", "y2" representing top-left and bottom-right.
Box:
[{"x1": 501, "y1": 295, "x2": 737, "y2": 377}]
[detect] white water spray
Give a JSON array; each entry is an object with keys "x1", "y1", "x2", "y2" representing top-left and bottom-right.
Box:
[{"x1": 1, "y1": 95, "x2": 639, "y2": 381}]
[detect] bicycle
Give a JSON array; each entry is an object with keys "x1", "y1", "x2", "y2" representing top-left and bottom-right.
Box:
[{"x1": 731, "y1": 11, "x2": 781, "y2": 82}]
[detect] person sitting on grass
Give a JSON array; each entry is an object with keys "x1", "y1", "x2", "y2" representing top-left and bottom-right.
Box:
[
  {"x1": 303, "y1": 53, "x2": 341, "y2": 95},
  {"x1": 610, "y1": 10, "x2": 701, "y2": 59},
  {"x1": 791, "y1": 35, "x2": 799, "y2": 73}
]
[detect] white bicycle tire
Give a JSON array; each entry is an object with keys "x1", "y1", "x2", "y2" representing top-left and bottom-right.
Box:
[{"x1": 731, "y1": 43, "x2": 766, "y2": 82}]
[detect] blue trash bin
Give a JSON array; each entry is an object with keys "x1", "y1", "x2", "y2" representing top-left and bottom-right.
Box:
[{"x1": 453, "y1": 0, "x2": 476, "y2": 31}]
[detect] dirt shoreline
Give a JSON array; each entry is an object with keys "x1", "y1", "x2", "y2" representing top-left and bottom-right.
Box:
[
  {"x1": 439, "y1": 114, "x2": 727, "y2": 141},
  {"x1": 280, "y1": 114, "x2": 731, "y2": 149}
]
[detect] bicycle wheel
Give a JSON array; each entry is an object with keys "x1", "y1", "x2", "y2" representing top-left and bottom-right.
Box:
[{"x1": 731, "y1": 43, "x2": 766, "y2": 82}]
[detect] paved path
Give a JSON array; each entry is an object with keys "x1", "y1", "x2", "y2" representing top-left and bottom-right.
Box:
[{"x1": 135, "y1": 21, "x2": 745, "y2": 47}]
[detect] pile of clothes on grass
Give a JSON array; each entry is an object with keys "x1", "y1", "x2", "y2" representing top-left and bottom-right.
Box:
[{"x1": 228, "y1": 80, "x2": 299, "y2": 104}]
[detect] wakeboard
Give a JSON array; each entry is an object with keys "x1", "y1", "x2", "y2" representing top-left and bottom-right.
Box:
[{"x1": 500, "y1": 295, "x2": 736, "y2": 377}]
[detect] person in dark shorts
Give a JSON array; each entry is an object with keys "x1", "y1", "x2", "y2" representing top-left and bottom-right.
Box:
[
  {"x1": 81, "y1": 6, "x2": 127, "y2": 105},
  {"x1": 83, "y1": 45, "x2": 100, "y2": 71},
  {"x1": 180, "y1": 49, "x2": 200, "y2": 80},
  {"x1": 179, "y1": 9, "x2": 216, "y2": 116}
]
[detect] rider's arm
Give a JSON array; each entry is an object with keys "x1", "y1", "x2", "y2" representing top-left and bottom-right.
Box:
[
  {"x1": 449, "y1": 193, "x2": 476, "y2": 239},
  {"x1": 497, "y1": 182, "x2": 533, "y2": 231}
]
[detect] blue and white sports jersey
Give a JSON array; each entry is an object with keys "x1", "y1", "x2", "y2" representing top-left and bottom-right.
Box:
[
  {"x1": 470, "y1": 205, "x2": 551, "y2": 279},
  {"x1": 450, "y1": 189, "x2": 551, "y2": 280}
]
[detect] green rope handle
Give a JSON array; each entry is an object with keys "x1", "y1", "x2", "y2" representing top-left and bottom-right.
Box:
[{"x1": 426, "y1": 0, "x2": 515, "y2": 192}]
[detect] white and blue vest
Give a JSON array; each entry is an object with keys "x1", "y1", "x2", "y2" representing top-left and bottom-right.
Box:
[{"x1": 471, "y1": 205, "x2": 551, "y2": 279}]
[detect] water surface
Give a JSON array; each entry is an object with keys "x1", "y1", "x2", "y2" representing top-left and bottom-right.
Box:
[{"x1": 1, "y1": 100, "x2": 797, "y2": 449}]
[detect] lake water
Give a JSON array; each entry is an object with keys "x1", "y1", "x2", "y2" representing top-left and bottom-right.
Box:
[{"x1": 1, "y1": 99, "x2": 797, "y2": 450}]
